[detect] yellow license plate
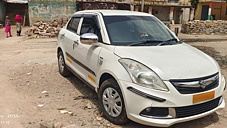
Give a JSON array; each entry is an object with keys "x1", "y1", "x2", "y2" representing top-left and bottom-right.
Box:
[{"x1": 193, "y1": 91, "x2": 215, "y2": 104}]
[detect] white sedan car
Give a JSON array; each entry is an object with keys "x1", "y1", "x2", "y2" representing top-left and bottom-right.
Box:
[{"x1": 57, "y1": 10, "x2": 225, "y2": 127}]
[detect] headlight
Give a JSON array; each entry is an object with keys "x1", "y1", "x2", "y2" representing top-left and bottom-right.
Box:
[{"x1": 119, "y1": 59, "x2": 168, "y2": 91}]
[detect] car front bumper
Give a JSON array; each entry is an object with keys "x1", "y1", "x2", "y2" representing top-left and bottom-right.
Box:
[
  {"x1": 118, "y1": 75, "x2": 225, "y2": 127},
  {"x1": 128, "y1": 99, "x2": 224, "y2": 127}
]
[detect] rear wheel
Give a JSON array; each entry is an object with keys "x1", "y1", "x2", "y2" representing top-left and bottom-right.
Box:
[
  {"x1": 98, "y1": 78, "x2": 129, "y2": 124},
  {"x1": 58, "y1": 51, "x2": 71, "y2": 77}
]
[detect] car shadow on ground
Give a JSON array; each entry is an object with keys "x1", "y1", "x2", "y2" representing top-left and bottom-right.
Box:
[
  {"x1": 66, "y1": 75, "x2": 99, "y2": 105},
  {"x1": 65, "y1": 75, "x2": 155, "y2": 127},
  {"x1": 65, "y1": 74, "x2": 220, "y2": 128}
]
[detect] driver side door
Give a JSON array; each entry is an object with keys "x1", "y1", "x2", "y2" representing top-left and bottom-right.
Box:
[{"x1": 71, "y1": 14, "x2": 103, "y2": 88}]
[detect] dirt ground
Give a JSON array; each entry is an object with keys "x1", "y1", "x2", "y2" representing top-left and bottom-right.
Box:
[{"x1": 0, "y1": 26, "x2": 227, "y2": 128}]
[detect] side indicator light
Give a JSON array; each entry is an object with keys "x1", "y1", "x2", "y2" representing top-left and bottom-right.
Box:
[
  {"x1": 66, "y1": 58, "x2": 72, "y2": 63},
  {"x1": 88, "y1": 75, "x2": 96, "y2": 83}
]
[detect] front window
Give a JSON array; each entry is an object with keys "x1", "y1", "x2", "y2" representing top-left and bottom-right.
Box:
[
  {"x1": 103, "y1": 16, "x2": 178, "y2": 46},
  {"x1": 80, "y1": 17, "x2": 102, "y2": 42}
]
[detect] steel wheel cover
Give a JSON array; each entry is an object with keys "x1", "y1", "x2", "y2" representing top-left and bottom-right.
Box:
[{"x1": 102, "y1": 87, "x2": 122, "y2": 117}]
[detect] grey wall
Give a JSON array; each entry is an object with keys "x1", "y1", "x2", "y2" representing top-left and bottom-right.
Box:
[{"x1": 0, "y1": 1, "x2": 6, "y2": 24}]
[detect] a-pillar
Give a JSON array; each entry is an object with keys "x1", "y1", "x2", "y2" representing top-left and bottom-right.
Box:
[
  {"x1": 169, "y1": 7, "x2": 174, "y2": 24},
  {"x1": 208, "y1": 1, "x2": 212, "y2": 20},
  {"x1": 135, "y1": 6, "x2": 139, "y2": 12},
  {"x1": 148, "y1": 6, "x2": 152, "y2": 14},
  {"x1": 189, "y1": 8, "x2": 195, "y2": 21}
]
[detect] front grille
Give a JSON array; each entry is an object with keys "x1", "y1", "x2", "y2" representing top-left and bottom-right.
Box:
[
  {"x1": 175, "y1": 97, "x2": 221, "y2": 118},
  {"x1": 170, "y1": 73, "x2": 219, "y2": 94}
]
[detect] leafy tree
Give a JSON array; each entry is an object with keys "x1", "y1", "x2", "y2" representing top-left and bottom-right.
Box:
[{"x1": 190, "y1": 0, "x2": 199, "y2": 9}]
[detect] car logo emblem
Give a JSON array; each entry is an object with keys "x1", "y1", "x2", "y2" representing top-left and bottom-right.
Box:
[{"x1": 199, "y1": 80, "x2": 208, "y2": 89}]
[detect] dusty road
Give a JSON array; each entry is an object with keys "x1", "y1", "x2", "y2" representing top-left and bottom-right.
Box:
[{"x1": 0, "y1": 27, "x2": 227, "y2": 128}]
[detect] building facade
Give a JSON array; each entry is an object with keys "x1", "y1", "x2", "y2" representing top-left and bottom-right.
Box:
[
  {"x1": 134, "y1": 0, "x2": 193, "y2": 24},
  {"x1": 76, "y1": 0, "x2": 132, "y2": 10},
  {"x1": 195, "y1": 0, "x2": 227, "y2": 20},
  {"x1": 28, "y1": 0, "x2": 193, "y2": 25},
  {"x1": 0, "y1": 0, "x2": 29, "y2": 26}
]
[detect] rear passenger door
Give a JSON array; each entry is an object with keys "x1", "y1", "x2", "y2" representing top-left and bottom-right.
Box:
[{"x1": 71, "y1": 14, "x2": 103, "y2": 88}]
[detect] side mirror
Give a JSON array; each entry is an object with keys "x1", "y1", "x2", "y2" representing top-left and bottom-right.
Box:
[{"x1": 80, "y1": 33, "x2": 98, "y2": 45}]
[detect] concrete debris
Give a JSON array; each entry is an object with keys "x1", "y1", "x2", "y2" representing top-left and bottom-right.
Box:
[
  {"x1": 59, "y1": 110, "x2": 73, "y2": 116},
  {"x1": 41, "y1": 90, "x2": 49, "y2": 97},
  {"x1": 85, "y1": 103, "x2": 92, "y2": 109},
  {"x1": 53, "y1": 122, "x2": 63, "y2": 128},
  {"x1": 42, "y1": 90, "x2": 48, "y2": 94},
  {"x1": 27, "y1": 18, "x2": 68, "y2": 38},
  {"x1": 96, "y1": 117, "x2": 103, "y2": 121},
  {"x1": 38, "y1": 104, "x2": 44, "y2": 107},
  {"x1": 62, "y1": 124, "x2": 79, "y2": 128},
  {"x1": 60, "y1": 110, "x2": 68, "y2": 114},
  {"x1": 39, "y1": 123, "x2": 52, "y2": 128},
  {"x1": 181, "y1": 20, "x2": 227, "y2": 35},
  {"x1": 27, "y1": 35, "x2": 38, "y2": 39},
  {"x1": 68, "y1": 111, "x2": 73, "y2": 116}
]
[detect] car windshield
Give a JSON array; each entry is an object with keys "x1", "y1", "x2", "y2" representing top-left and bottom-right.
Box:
[{"x1": 103, "y1": 16, "x2": 180, "y2": 46}]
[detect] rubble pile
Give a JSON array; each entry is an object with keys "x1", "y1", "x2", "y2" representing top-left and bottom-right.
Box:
[
  {"x1": 27, "y1": 18, "x2": 68, "y2": 38},
  {"x1": 181, "y1": 20, "x2": 227, "y2": 34}
]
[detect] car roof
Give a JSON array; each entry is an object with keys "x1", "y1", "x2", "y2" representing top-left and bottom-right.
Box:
[{"x1": 74, "y1": 10, "x2": 153, "y2": 16}]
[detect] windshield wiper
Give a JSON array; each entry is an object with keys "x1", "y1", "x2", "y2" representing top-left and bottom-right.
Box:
[
  {"x1": 128, "y1": 40, "x2": 163, "y2": 46},
  {"x1": 157, "y1": 38, "x2": 181, "y2": 46},
  {"x1": 128, "y1": 38, "x2": 181, "y2": 46}
]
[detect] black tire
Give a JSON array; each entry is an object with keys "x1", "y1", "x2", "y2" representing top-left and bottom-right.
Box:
[
  {"x1": 57, "y1": 51, "x2": 71, "y2": 77},
  {"x1": 98, "y1": 78, "x2": 129, "y2": 124}
]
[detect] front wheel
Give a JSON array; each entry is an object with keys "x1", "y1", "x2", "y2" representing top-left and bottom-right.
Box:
[{"x1": 98, "y1": 78, "x2": 129, "y2": 124}]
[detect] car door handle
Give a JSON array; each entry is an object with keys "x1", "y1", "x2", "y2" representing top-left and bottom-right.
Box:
[
  {"x1": 74, "y1": 41, "x2": 79, "y2": 45},
  {"x1": 73, "y1": 41, "x2": 79, "y2": 49},
  {"x1": 60, "y1": 33, "x2": 65, "y2": 38}
]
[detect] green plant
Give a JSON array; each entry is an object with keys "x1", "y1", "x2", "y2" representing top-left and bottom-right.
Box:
[{"x1": 190, "y1": 0, "x2": 199, "y2": 9}]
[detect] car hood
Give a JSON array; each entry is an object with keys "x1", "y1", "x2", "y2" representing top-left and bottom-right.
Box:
[{"x1": 114, "y1": 43, "x2": 219, "y2": 80}]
